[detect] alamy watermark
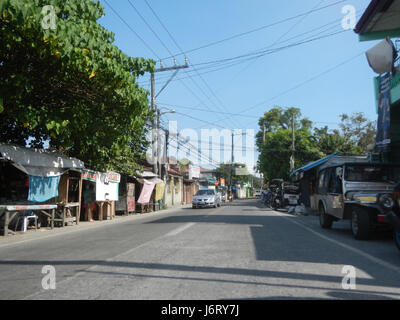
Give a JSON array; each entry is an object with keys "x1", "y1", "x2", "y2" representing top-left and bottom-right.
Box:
[
  {"x1": 41, "y1": 5, "x2": 57, "y2": 30},
  {"x1": 146, "y1": 120, "x2": 256, "y2": 175},
  {"x1": 341, "y1": 265, "x2": 356, "y2": 290},
  {"x1": 41, "y1": 265, "x2": 56, "y2": 290},
  {"x1": 341, "y1": 5, "x2": 356, "y2": 30}
]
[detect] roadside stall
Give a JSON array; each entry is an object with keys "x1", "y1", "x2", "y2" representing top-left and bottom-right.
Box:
[
  {"x1": 80, "y1": 169, "x2": 120, "y2": 221},
  {"x1": 133, "y1": 170, "x2": 161, "y2": 213},
  {"x1": 57, "y1": 169, "x2": 83, "y2": 227},
  {"x1": 116, "y1": 174, "x2": 136, "y2": 216},
  {"x1": 96, "y1": 171, "x2": 120, "y2": 220},
  {"x1": 136, "y1": 179, "x2": 155, "y2": 213},
  {"x1": 0, "y1": 144, "x2": 85, "y2": 235}
]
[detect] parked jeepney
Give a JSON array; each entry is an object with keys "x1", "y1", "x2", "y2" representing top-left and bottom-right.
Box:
[{"x1": 316, "y1": 162, "x2": 400, "y2": 240}]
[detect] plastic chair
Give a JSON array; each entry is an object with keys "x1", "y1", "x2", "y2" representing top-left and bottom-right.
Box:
[{"x1": 14, "y1": 212, "x2": 38, "y2": 232}]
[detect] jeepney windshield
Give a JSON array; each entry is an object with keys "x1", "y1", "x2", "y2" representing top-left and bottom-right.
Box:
[{"x1": 344, "y1": 165, "x2": 400, "y2": 183}]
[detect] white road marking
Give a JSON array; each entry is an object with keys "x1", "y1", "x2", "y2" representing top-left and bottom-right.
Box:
[
  {"x1": 274, "y1": 211, "x2": 400, "y2": 275},
  {"x1": 165, "y1": 223, "x2": 196, "y2": 237}
]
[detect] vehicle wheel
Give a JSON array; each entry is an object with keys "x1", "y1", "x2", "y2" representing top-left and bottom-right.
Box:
[
  {"x1": 319, "y1": 204, "x2": 333, "y2": 229},
  {"x1": 192, "y1": 205, "x2": 196, "y2": 209},
  {"x1": 394, "y1": 231, "x2": 400, "y2": 251},
  {"x1": 351, "y1": 207, "x2": 373, "y2": 240}
]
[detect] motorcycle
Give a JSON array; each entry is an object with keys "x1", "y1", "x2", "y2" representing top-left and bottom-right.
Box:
[
  {"x1": 268, "y1": 179, "x2": 285, "y2": 210},
  {"x1": 271, "y1": 190, "x2": 283, "y2": 210}
]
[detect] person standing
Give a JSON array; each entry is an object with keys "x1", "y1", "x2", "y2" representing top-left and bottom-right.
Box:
[{"x1": 83, "y1": 184, "x2": 96, "y2": 222}]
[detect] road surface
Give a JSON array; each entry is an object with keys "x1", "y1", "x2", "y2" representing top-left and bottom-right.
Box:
[{"x1": 0, "y1": 199, "x2": 399, "y2": 300}]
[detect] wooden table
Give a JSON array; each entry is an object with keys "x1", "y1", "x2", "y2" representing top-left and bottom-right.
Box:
[
  {"x1": 57, "y1": 202, "x2": 80, "y2": 227},
  {"x1": 0, "y1": 204, "x2": 57, "y2": 236}
]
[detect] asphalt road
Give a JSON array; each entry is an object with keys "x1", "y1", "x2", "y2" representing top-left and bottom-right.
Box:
[{"x1": 0, "y1": 199, "x2": 399, "y2": 300}]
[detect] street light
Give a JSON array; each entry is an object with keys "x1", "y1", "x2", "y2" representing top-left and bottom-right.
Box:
[{"x1": 160, "y1": 109, "x2": 176, "y2": 116}]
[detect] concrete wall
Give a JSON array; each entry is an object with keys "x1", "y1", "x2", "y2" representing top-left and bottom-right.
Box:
[{"x1": 165, "y1": 175, "x2": 183, "y2": 208}]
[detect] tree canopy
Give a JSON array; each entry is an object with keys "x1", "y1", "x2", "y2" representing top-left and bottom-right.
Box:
[
  {"x1": 257, "y1": 107, "x2": 376, "y2": 181},
  {"x1": 0, "y1": 0, "x2": 155, "y2": 175},
  {"x1": 215, "y1": 163, "x2": 252, "y2": 184}
]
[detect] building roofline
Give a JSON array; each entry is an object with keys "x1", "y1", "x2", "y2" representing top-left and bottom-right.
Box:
[{"x1": 354, "y1": 0, "x2": 394, "y2": 34}]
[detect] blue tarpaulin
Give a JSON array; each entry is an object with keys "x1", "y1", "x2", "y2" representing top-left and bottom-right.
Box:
[{"x1": 28, "y1": 175, "x2": 61, "y2": 203}]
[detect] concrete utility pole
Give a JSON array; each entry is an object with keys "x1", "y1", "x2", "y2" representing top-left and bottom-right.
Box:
[
  {"x1": 150, "y1": 59, "x2": 189, "y2": 176},
  {"x1": 263, "y1": 123, "x2": 266, "y2": 143},
  {"x1": 157, "y1": 108, "x2": 161, "y2": 176},
  {"x1": 290, "y1": 113, "x2": 295, "y2": 172},
  {"x1": 229, "y1": 132, "x2": 234, "y2": 202},
  {"x1": 151, "y1": 72, "x2": 157, "y2": 174}
]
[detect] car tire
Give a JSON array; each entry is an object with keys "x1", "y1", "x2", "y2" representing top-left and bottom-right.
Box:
[
  {"x1": 394, "y1": 231, "x2": 400, "y2": 251},
  {"x1": 351, "y1": 207, "x2": 373, "y2": 240},
  {"x1": 319, "y1": 204, "x2": 333, "y2": 229},
  {"x1": 192, "y1": 205, "x2": 196, "y2": 209}
]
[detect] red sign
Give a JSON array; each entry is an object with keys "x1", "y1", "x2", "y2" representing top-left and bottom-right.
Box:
[
  {"x1": 82, "y1": 170, "x2": 97, "y2": 182},
  {"x1": 107, "y1": 172, "x2": 121, "y2": 183}
]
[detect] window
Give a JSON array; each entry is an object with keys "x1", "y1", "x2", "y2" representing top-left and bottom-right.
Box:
[
  {"x1": 344, "y1": 165, "x2": 400, "y2": 182},
  {"x1": 318, "y1": 170, "x2": 326, "y2": 194}
]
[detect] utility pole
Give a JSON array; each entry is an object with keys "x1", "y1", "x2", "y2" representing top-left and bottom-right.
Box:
[
  {"x1": 262, "y1": 123, "x2": 266, "y2": 143},
  {"x1": 157, "y1": 108, "x2": 161, "y2": 177},
  {"x1": 163, "y1": 129, "x2": 169, "y2": 208},
  {"x1": 290, "y1": 113, "x2": 295, "y2": 172},
  {"x1": 151, "y1": 72, "x2": 157, "y2": 174},
  {"x1": 150, "y1": 59, "x2": 189, "y2": 176},
  {"x1": 229, "y1": 132, "x2": 234, "y2": 202}
]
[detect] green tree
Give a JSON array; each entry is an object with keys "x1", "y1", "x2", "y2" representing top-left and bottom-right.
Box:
[
  {"x1": 177, "y1": 158, "x2": 193, "y2": 174},
  {"x1": 258, "y1": 128, "x2": 323, "y2": 181},
  {"x1": 313, "y1": 126, "x2": 362, "y2": 155},
  {"x1": 339, "y1": 112, "x2": 376, "y2": 154},
  {"x1": 0, "y1": 0, "x2": 155, "y2": 175},
  {"x1": 215, "y1": 163, "x2": 251, "y2": 184},
  {"x1": 257, "y1": 107, "x2": 322, "y2": 180}
]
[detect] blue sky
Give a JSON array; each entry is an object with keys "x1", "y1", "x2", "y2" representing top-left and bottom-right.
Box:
[{"x1": 97, "y1": 0, "x2": 380, "y2": 170}]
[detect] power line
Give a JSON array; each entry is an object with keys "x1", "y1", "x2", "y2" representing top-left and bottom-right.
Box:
[
  {"x1": 187, "y1": 51, "x2": 365, "y2": 131},
  {"x1": 103, "y1": 0, "x2": 161, "y2": 59},
  {"x1": 143, "y1": 0, "x2": 242, "y2": 130},
  {"x1": 160, "y1": 0, "x2": 349, "y2": 60},
  {"x1": 137, "y1": 7, "x2": 361, "y2": 87},
  {"x1": 138, "y1": 28, "x2": 350, "y2": 87},
  {"x1": 159, "y1": 122, "x2": 222, "y2": 166},
  {"x1": 158, "y1": 102, "x2": 344, "y2": 126},
  {"x1": 127, "y1": 0, "x2": 175, "y2": 58}
]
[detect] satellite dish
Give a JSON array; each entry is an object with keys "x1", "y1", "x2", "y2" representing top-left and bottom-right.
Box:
[{"x1": 366, "y1": 38, "x2": 397, "y2": 74}]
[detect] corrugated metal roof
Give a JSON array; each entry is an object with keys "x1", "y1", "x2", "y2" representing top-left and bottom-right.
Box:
[{"x1": 290, "y1": 154, "x2": 339, "y2": 177}]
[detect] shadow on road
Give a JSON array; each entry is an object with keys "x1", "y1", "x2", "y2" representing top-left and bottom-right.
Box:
[{"x1": 0, "y1": 259, "x2": 399, "y2": 298}]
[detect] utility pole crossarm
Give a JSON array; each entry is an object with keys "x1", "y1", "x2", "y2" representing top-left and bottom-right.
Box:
[{"x1": 154, "y1": 63, "x2": 189, "y2": 73}]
